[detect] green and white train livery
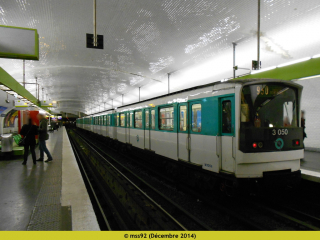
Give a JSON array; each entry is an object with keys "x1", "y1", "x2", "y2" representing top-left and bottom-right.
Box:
[{"x1": 76, "y1": 79, "x2": 304, "y2": 187}]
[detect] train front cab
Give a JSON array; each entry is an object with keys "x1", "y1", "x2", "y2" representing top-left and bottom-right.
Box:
[{"x1": 235, "y1": 80, "x2": 303, "y2": 187}]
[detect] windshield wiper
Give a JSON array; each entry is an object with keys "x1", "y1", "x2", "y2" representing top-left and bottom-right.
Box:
[{"x1": 256, "y1": 87, "x2": 289, "y2": 112}]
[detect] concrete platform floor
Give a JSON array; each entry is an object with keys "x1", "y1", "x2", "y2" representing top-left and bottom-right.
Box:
[
  {"x1": 301, "y1": 151, "x2": 320, "y2": 172},
  {"x1": 0, "y1": 127, "x2": 99, "y2": 231},
  {"x1": 301, "y1": 151, "x2": 320, "y2": 183}
]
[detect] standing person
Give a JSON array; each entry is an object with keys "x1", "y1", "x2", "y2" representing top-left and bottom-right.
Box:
[
  {"x1": 301, "y1": 110, "x2": 307, "y2": 141},
  {"x1": 36, "y1": 114, "x2": 53, "y2": 162},
  {"x1": 51, "y1": 121, "x2": 56, "y2": 131},
  {"x1": 20, "y1": 118, "x2": 38, "y2": 165}
]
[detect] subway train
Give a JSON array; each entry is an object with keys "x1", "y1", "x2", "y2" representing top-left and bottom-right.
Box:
[{"x1": 76, "y1": 79, "x2": 304, "y2": 191}]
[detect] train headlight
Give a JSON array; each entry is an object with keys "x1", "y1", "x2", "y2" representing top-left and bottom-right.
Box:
[
  {"x1": 258, "y1": 142, "x2": 263, "y2": 148},
  {"x1": 252, "y1": 142, "x2": 257, "y2": 148}
]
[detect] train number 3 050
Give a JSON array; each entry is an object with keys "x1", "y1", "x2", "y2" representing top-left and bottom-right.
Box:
[{"x1": 272, "y1": 129, "x2": 289, "y2": 136}]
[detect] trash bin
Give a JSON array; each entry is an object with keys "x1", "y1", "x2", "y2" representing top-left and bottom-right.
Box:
[{"x1": 1, "y1": 134, "x2": 13, "y2": 153}]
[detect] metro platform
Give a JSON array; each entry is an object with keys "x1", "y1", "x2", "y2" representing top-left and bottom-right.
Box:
[
  {"x1": 0, "y1": 127, "x2": 100, "y2": 231},
  {"x1": 301, "y1": 151, "x2": 320, "y2": 183}
]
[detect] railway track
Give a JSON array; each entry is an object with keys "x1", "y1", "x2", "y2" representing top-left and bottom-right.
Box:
[
  {"x1": 69, "y1": 130, "x2": 136, "y2": 230},
  {"x1": 74, "y1": 128, "x2": 267, "y2": 230},
  {"x1": 243, "y1": 197, "x2": 320, "y2": 230},
  {"x1": 73, "y1": 128, "x2": 320, "y2": 230},
  {"x1": 68, "y1": 128, "x2": 212, "y2": 230}
]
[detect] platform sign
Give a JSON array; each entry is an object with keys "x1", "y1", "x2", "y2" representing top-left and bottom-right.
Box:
[
  {"x1": 40, "y1": 100, "x2": 54, "y2": 107},
  {"x1": 86, "y1": 33, "x2": 104, "y2": 49},
  {"x1": 0, "y1": 25, "x2": 39, "y2": 60},
  {"x1": 15, "y1": 100, "x2": 29, "y2": 107}
]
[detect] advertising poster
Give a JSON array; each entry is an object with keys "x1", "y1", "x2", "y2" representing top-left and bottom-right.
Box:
[{"x1": 3, "y1": 109, "x2": 18, "y2": 128}]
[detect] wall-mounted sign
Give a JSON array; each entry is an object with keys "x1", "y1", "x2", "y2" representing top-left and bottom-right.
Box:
[
  {"x1": 40, "y1": 100, "x2": 56, "y2": 107},
  {"x1": 0, "y1": 25, "x2": 39, "y2": 60},
  {"x1": 15, "y1": 100, "x2": 28, "y2": 107},
  {"x1": 41, "y1": 100, "x2": 52, "y2": 107}
]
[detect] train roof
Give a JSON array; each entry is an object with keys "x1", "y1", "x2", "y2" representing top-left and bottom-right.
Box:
[{"x1": 80, "y1": 79, "x2": 302, "y2": 117}]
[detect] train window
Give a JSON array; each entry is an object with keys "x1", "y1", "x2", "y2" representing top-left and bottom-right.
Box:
[
  {"x1": 222, "y1": 100, "x2": 232, "y2": 133},
  {"x1": 135, "y1": 111, "x2": 143, "y2": 128},
  {"x1": 241, "y1": 84, "x2": 298, "y2": 128},
  {"x1": 145, "y1": 110, "x2": 149, "y2": 129},
  {"x1": 151, "y1": 110, "x2": 155, "y2": 129},
  {"x1": 179, "y1": 106, "x2": 187, "y2": 131},
  {"x1": 117, "y1": 114, "x2": 119, "y2": 127},
  {"x1": 159, "y1": 107, "x2": 174, "y2": 131},
  {"x1": 107, "y1": 115, "x2": 111, "y2": 126},
  {"x1": 191, "y1": 104, "x2": 201, "y2": 132},
  {"x1": 283, "y1": 102, "x2": 295, "y2": 127},
  {"x1": 130, "y1": 112, "x2": 133, "y2": 127},
  {"x1": 120, "y1": 113, "x2": 125, "y2": 127}
]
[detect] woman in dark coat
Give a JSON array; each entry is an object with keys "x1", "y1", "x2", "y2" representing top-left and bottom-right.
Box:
[{"x1": 20, "y1": 118, "x2": 39, "y2": 165}]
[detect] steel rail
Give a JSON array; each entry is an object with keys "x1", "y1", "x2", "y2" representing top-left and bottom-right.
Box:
[
  {"x1": 76, "y1": 128, "x2": 263, "y2": 230},
  {"x1": 74, "y1": 131, "x2": 193, "y2": 230},
  {"x1": 68, "y1": 132, "x2": 112, "y2": 230}
]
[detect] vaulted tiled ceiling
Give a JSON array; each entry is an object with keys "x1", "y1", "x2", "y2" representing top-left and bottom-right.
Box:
[{"x1": 0, "y1": 0, "x2": 319, "y2": 115}]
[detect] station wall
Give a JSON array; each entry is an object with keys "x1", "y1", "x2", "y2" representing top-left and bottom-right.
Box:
[{"x1": 297, "y1": 76, "x2": 320, "y2": 151}]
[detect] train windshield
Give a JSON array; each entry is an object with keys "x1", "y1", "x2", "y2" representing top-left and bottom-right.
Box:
[{"x1": 241, "y1": 84, "x2": 298, "y2": 128}]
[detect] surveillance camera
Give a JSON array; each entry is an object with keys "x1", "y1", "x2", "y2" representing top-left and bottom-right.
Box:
[{"x1": 5, "y1": 100, "x2": 10, "y2": 103}]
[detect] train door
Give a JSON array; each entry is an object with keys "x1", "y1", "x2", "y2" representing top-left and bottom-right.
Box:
[
  {"x1": 144, "y1": 108, "x2": 151, "y2": 149},
  {"x1": 104, "y1": 115, "x2": 107, "y2": 137},
  {"x1": 126, "y1": 112, "x2": 130, "y2": 143},
  {"x1": 188, "y1": 101, "x2": 203, "y2": 162},
  {"x1": 178, "y1": 103, "x2": 189, "y2": 161},
  {"x1": 114, "y1": 113, "x2": 118, "y2": 140},
  {"x1": 220, "y1": 97, "x2": 235, "y2": 173}
]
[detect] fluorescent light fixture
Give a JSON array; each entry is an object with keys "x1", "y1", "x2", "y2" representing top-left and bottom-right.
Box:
[
  {"x1": 277, "y1": 57, "x2": 311, "y2": 68},
  {"x1": 6, "y1": 90, "x2": 16, "y2": 95},
  {"x1": 39, "y1": 110, "x2": 47, "y2": 114},
  {"x1": 0, "y1": 85, "x2": 11, "y2": 91},
  {"x1": 251, "y1": 66, "x2": 277, "y2": 74},
  {"x1": 312, "y1": 54, "x2": 320, "y2": 58}
]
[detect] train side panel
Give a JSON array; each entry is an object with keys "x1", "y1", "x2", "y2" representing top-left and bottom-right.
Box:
[
  {"x1": 117, "y1": 127, "x2": 126, "y2": 143},
  {"x1": 151, "y1": 131, "x2": 178, "y2": 160}
]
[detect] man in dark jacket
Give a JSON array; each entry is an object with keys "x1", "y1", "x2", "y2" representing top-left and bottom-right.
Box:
[
  {"x1": 20, "y1": 118, "x2": 39, "y2": 165},
  {"x1": 36, "y1": 114, "x2": 53, "y2": 162}
]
